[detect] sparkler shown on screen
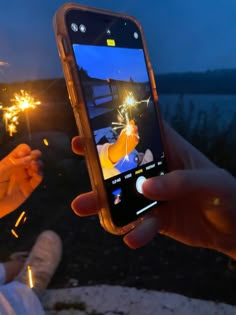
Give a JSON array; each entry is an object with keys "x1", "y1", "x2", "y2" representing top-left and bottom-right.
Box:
[{"x1": 111, "y1": 91, "x2": 150, "y2": 161}]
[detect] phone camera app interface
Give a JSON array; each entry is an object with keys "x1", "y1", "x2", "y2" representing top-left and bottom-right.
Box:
[{"x1": 70, "y1": 14, "x2": 167, "y2": 226}]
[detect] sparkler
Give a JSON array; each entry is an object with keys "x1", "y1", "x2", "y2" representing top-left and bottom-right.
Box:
[
  {"x1": 112, "y1": 91, "x2": 150, "y2": 132},
  {"x1": 1, "y1": 90, "x2": 40, "y2": 137},
  {"x1": 111, "y1": 91, "x2": 150, "y2": 161}
]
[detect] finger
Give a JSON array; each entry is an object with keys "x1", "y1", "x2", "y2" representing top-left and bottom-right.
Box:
[
  {"x1": 6, "y1": 144, "x2": 31, "y2": 161},
  {"x1": 7, "y1": 175, "x2": 16, "y2": 196},
  {"x1": 1, "y1": 144, "x2": 33, "y2": 168},
  {"x1": 29, "y1": 160, "x2": 44, "y2": 174},
  {"x1": 19, "y1": 173, "x2": 43, "y2": 198},
  {"x1": 11, "y1": 144, "x2": 31, "y2": 158},
  {"x1": 30, "y1": 149, "x2": 42, "y2": 160},
  {"x1": 123, "y1": 216, "x2": 160, "y2": 249},
  {"x1": 30, "y1": 172, "x2": 43, "y2": 190},
  {"x1": 71, "y1": 136, "x2": 85, "y2": 155},
  {"x1": 71, "y1": 191, "x2": 99, "y2": 216},
  {"x1": 142, "y1": 169, "x2": 227, "y2": 201}
]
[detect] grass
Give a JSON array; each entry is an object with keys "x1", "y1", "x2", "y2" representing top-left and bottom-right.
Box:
[{"x1": 161, "y1": 94, "x2": 236, "y2": 176}]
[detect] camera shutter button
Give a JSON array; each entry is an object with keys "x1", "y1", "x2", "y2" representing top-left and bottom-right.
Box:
[{"x1": 136, "y1": 176, "x2": 146, "y2": 194}]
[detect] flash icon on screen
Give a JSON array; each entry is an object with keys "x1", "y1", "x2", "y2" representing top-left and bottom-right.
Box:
[{"x1": 107, "y1": 39, "x2": 116, "y2": 46}]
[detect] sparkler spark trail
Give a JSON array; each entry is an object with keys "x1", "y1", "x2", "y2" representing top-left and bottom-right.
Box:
[
  {"x1": 111, "y1": 91, "x2": 150, "y2": 161},
  {"x1": 1, "y1": 90, "x2": 41, "y2": 137},
  {"x1": 27, "y1": 265, "x2": 34, "y2": 288},
  {"x1": 15, "y1": 211, "x2": 26, "y2": 228},
  {"x1": 10, "y1": 210, "x2": 28, "y2": 238},
  {"x1": 11, "y1": 229, "x2": 19, "y2": 238},
  {"x1": 112, "y1": 92, "x2": 150, "y2": 132},
  {"x1": 43, "y1": 138, "x2": 49, "y2": 146}
]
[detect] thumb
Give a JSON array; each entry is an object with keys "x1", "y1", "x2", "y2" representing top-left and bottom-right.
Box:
[
  {"x1": 1, "y1": 144, "x2": 32, "y2": 167},
  {"x1": 142, "y1": 169, "x2": 224, "y2": 201}
]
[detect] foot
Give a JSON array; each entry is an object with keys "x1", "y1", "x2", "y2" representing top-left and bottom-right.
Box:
[
  {"x1": 15, "y1": 230, "x2": 62, "y2": 296},
  {"x1": 10, "y1": 251, "x2": 28, "y2": 262}
]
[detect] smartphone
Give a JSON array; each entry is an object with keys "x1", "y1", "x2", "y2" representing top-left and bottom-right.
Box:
[{"x1": 54, "y1": 3, "x2": 168, "y2": 235}]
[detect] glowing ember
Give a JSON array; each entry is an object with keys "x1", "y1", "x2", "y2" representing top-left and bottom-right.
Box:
[
  {"x1": 27, "y1": 265, "x2": 34, "y2": 288},
  {"x1": 15, "y1": 211, "x2": 26, "y2": 228},
  {"x1": 8, "y1": 123, "x2": 17, "y2": 137},
  {"x1": 125, "y1": 93, "x2": 135, "y2": 106},
  {"x1": 43, "y1": 138, "x2": 49, "y2": 146},
  {"x1": 125, "y1": 123, "x2": 133, "y2": 136},
  {"x1": 11, "y1": 229, "x2": 19, "y2": 238},
  {"x1": 112, "y1": 91, "x2": 150, "y2": 133}
]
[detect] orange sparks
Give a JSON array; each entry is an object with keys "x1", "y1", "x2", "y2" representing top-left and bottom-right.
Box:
[
  {"x1": 13, "y1": 90, "x2": 41, "y2": 111},
  {"x1": 15, "y1": 211, "x2": 26, "y2": 228},
  {"x1": 2, "y1": 90, "x2": 41, "y2": 136},
  {"x1": 27, "y1": 265, "x2": 34, "y2": 288},
  {"x1": 11, "y1": 229, "x2": 19, "y2": 238}
]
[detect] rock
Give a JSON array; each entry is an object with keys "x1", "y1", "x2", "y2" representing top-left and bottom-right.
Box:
[{"x1": 42, "y1": 285, "x2": 236, "y2": 315}]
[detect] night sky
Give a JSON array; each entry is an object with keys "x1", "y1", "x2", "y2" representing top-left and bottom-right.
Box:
[{"x1": 1, "y1": 0, "x2": 236, "y2": 82}]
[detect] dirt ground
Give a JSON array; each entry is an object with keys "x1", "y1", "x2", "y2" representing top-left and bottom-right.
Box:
[{"x1": 0, "y1": 162, "x2": 235, "y2": 306}]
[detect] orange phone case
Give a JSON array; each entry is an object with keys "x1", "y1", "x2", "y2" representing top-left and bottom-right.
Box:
[{"x1": 53, "y1": 3, "x2": 166, "y2": 235}]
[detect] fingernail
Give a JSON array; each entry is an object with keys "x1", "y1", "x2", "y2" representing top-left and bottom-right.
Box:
[
  {"x1": 17, "y1": 151, "x2": 26, "y2": 157},
  {"x1": 142, "y1": 178, "x2": 163, "y2": 198}
]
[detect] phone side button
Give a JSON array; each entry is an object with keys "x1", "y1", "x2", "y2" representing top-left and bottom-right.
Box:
[
  {"x1": 58, "y1": 36, "x2": 70, "y2": 59},
  {"x1": 68, "y1": 82, "x2": 77, "y2": 106}
]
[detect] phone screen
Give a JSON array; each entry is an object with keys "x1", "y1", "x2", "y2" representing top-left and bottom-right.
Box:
[{"x1": 65, "y1": 9, "x2": 168, "y2": 227}]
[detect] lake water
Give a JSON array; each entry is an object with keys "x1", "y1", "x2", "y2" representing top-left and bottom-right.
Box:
[
  {"x1": 87, "y1": 85, "x2": 236, "y2": 130},
  {"x1": 158, "y1": 94, "x2": 236, "y2": 130}
]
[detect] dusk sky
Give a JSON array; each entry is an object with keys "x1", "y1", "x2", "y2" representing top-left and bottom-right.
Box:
[
  {"x1": 73, "y1": 45, "x2": 149, "y2": 82},
  {"x1": 1, "y1": 0, "x2": 236, "y2": 82}
]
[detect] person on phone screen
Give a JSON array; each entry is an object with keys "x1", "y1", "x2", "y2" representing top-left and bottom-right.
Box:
[{"x1": 98, "y1": 120, "x2": 153, "y2": 179}]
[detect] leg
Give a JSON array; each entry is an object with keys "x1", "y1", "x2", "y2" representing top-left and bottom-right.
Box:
[{"x1": 0, "y1": 281, "x2": 45, "y2": 315}]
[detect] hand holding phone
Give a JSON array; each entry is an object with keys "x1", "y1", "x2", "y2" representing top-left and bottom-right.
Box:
[{"x1": 54, "y1": 3, "x2": 168, "y2": 235}]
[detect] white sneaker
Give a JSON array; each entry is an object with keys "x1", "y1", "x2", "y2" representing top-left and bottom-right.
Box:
[{"x1": 15, "y1": 230, "x2": 62, "y2": 296}]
